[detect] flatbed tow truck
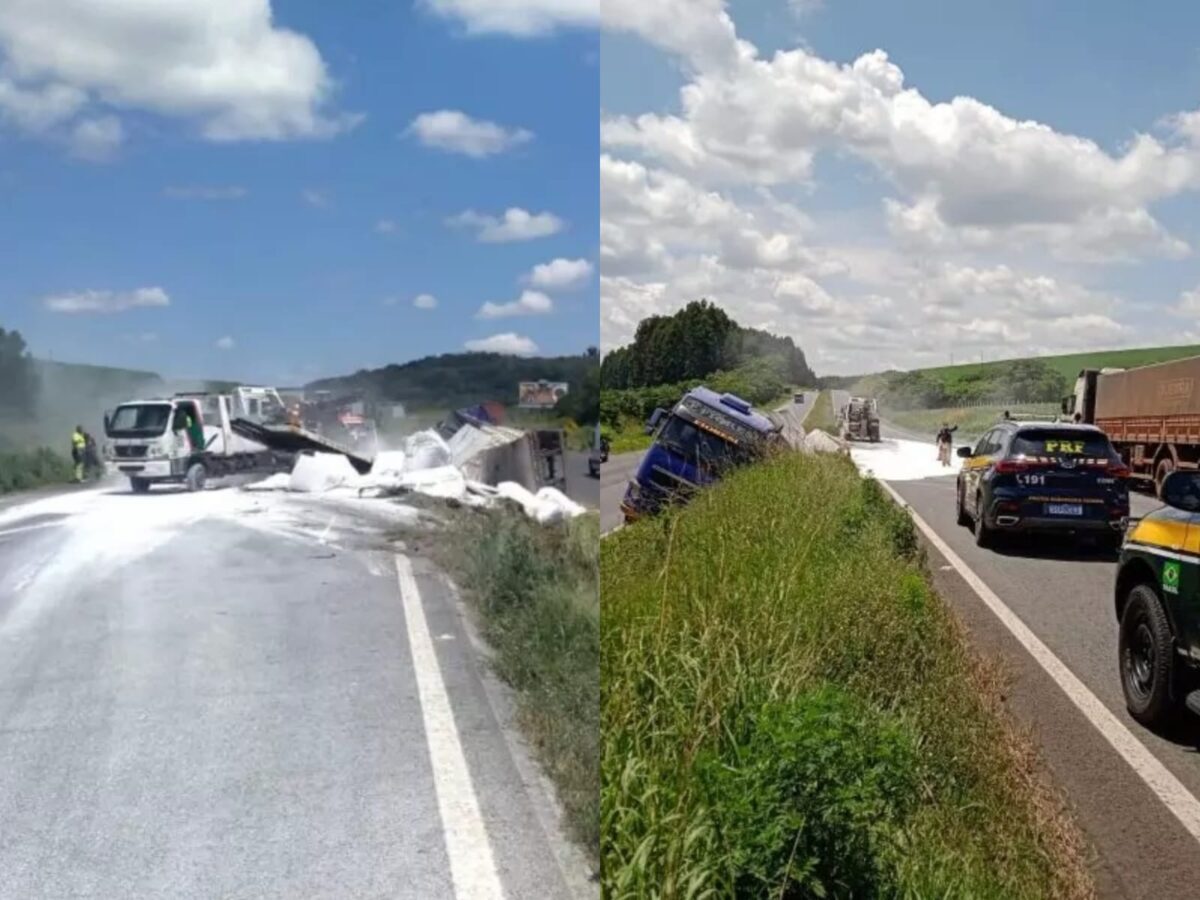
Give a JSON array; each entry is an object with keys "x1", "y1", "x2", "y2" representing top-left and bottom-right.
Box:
[{"x1": 104, "y1": 387, "x2": 372, "y2": 492}]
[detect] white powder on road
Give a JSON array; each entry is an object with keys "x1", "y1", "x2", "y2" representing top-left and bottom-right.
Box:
[{"x1": 849, "y1": 438, "x2": 962, "y2": 482}]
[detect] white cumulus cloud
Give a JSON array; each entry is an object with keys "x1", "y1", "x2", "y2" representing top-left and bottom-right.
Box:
[
  {"x1": 420, "y1": 0, "x2": 599, "y2": 36},
  {"x1": 407, "y1": 109, "x2": 532, "y2": 157},
  {"x1": 526, "y1": 257, "x2": 594, "y2": 290},
  {"x1": 0, "y1": 0, "x2": 361, "y2": 154},
  {"x1": 215, "y1": 335, "x2": 235, "y2": 350},
  {"x1": 414, "y1": 293, "x2": 438, "y2": 309},
  {"x1": 448, "y1": 207, "x2": 564, "y2": 242},
  {"x1": 43, "y1": 286, "x2": 170, "y2": 314},
  {"x1": 464, "y1": 332, "x2": 540, "y2": 355},
  {"x1": 477, "y1": 290, "x2": 554, "y2": 319}
]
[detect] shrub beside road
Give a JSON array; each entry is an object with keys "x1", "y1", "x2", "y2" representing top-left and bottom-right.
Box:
[
  {"x1": 0, "y1": 447, "x2": 74, "y2": 495},
  {"x1": 601, "y1": 452, "x2": 1092, "y2": 898}
]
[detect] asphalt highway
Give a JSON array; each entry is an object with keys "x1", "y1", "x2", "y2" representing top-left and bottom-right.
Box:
[{"x1": 0, "y1": 482, "x2": 592, "y2": 900}]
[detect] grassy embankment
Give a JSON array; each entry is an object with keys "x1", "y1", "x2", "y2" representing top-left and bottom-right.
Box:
[
  {"x1": 407, "y1": 508, "x2": 600, "y2": 865},
  {"x1": 0, "y1": 448, "x2": 74, "y2": 495},
  {"x1": 602, "y1": 452, "x2": 1092, "y2": 899}
]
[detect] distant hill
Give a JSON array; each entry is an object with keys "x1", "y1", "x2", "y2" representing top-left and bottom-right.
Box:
[
  {"x1": 307, "y1": 350, "x2": 600, "y2": 411},
  {"x1": 847, "y1": 343, "x2": 1200, "y2": 412},
  {"x1": 905, "y1": 344, "x2": 1200, "y2": 385}
]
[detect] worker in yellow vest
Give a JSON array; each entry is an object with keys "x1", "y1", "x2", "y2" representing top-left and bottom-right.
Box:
[{"x1": 71, "y1": 425, "x2": 86, "y2": 482}]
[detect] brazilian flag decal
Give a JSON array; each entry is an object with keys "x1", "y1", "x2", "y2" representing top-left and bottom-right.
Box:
[{"x1": 1164, "y1": 560, "x2": 1181, "y2": 595}]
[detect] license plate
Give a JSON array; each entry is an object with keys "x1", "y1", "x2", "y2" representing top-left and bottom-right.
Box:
[{"x1": 1046, "y1": 503, "x2": 1083, "y2": 516}]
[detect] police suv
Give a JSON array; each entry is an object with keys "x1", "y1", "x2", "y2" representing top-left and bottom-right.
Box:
[
  {"x1": 955, "y1": 418, "x2": 1130, "y2": 550},
  {"x1": 1116, "y1": 470, "x2": 1200, "y2": 727}
]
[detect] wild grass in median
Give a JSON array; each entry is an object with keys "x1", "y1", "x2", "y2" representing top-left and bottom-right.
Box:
[
  {"x1": 414, "y1": 508, "x2": 600, "y2": 862},
  {"x1": 601, "y1": 452, "x2": 1093, "y2": 899},
  {"x1": 805, "y1": 388, "x2": 839, "y2": 436}
]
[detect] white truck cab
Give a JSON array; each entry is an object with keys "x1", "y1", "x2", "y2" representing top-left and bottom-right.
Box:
[{"x1": 104, "y1": 389, "x2": 284, "y2": 493}]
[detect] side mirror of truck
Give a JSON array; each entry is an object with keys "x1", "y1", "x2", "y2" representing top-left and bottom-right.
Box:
[
  {"x1": 103, "y1": 410, "x2": 112, "y2": 433},
  {"x1": 1060, "y1": 398, "x2": 1069, "y2": 415},
  {"x1": 956, "y1": 446, "x2": 973, "y2": 458},
  {"x1": 644, "y1": 408, "x2": 666, "y2": 435},
  {"x1": 1161, "y1": 471, "x2": 1200, "y2": 513}
]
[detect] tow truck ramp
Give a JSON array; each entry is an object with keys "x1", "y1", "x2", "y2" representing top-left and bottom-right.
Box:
[{"x1": 230, "y1": 418, "x2": 373, "y2": 474}]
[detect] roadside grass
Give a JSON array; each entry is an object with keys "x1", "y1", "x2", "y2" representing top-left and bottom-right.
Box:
[
  {"x1": 887, "y1": 403, "x2": 1059, "y2": 441},
  {"x1": 0, "y1": 447, "x2": 74, "y2": 494},
  {"x1": 805, "y1": 388, "x2": 839, "y2": 435},
  {"x1": 406, "y1": 507, "x2": 600, "y2": 864},
  {"x1": 608, "y1": 417, "x2": 654, "y2": 454},
  {"x1": 601, "y1": 452, "x2": 1093, "y2": 899}
]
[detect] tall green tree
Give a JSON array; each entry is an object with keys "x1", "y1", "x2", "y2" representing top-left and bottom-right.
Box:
[{"x1": 0, "y1": 327, "x2": 39, "y2": 417}]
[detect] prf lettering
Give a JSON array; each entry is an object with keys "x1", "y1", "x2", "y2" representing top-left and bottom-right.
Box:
[{"x1": 1045, "y1": 440, "x2": 1084, "y2": 454}]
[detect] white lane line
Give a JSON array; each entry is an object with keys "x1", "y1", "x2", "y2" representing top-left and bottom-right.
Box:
[
  {"x1": 879, "y1": 479, "x2": 1200, "y2": 843},
  {"x1": 395, "y1": 555, "x2": 505, "y2": 900},
  {"x1": 0, "y1": 521, "x2": 65, "y2": 540}
]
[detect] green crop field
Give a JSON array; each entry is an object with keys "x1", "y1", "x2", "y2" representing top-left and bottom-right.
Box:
[{"x1": 913, "y1": 344, "x2": 1200, "y2": 386}]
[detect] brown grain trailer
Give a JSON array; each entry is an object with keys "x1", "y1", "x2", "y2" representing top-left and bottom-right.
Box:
[{"x1": 1064, "y1": 355, "x2": 1200, "y2": 495}]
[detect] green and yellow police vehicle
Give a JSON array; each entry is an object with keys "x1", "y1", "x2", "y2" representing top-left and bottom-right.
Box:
[{"x1": 1116, "y1": 470, "x2": 1200, "y2": 727}]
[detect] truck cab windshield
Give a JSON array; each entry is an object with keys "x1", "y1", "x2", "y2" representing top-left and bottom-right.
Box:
[
  {"x1": 657, "y1": 415, "x2": 747, "y2": 472},
  {"x1": 106, "y1": 404, "x2": 172, "y2": 437}
]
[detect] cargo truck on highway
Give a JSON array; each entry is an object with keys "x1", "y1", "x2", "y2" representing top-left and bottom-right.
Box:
[
  {"x1": 103, "y1": 388, "x2": 294, "y2": 493},
  {"x1": 1063, "y1": 355, "x2": 1200, "y2": 496},
  {"x1": 620, "y1": 386, "x2": 781, "y2": 522},
  {"x1": 839, "y1": 396, "x2": 881, "y2": 442}
]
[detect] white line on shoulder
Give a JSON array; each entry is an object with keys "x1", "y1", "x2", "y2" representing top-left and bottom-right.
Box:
[{"x1": 395, "y1": 555, "x2": 506, "y2": 899}]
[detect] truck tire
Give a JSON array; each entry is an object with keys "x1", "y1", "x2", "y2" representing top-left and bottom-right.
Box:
[
  {"x1": 185, "y1": 462, "x2": 207, "y2": 492},
  {"x1": 1119, "y1": 583, "x2": 1179, "y2": 728},
  {"x1": 130, "y1": 476, "x2": 150, "y2": 494},
  {"x1": 1155, "y1": 455, "x2": 1176, "y2": 499}
]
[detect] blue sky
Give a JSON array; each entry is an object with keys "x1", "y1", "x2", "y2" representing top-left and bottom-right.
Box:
[
  {"x1": 599, "y1": 0, "x2": 1200, "y2": 374},
  {"x1": 0, "y1": 1, "x2": 598, "y2": 385}
]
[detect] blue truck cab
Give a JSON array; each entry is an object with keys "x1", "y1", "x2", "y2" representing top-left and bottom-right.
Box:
[{"x1": 620, "y1": 386, "x2": 780, "y2": 523}]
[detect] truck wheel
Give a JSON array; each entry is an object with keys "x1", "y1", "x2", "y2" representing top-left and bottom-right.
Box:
[
  {"x1": 1155, "y1": 456, "x2": 1176, "y2": 499},
  {"x1": 1119, "y1": 584, "x2": 1179, "y2": 728},
  {"x1": 973, "y1": 493, "x2": 991, "y2": 547},
  {"x1": 185, "y1": 462, "x2": 207, "y2": 492},
  {"x1": 130, "y1": 477, "x2": 150, "y2": 494}
]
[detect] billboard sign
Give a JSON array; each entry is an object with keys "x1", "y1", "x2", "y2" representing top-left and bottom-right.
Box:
[{"x1": 518, "y1": 381, "x2": 569, "y2": 409}]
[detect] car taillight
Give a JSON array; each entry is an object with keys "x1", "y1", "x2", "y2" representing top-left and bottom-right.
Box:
[
  {"x1": 1109, "y1": 463, "x2": 1131, "y2": 478},
  {"x1": 995, "y1": 459, "x2": 1033, "y2": 473}
]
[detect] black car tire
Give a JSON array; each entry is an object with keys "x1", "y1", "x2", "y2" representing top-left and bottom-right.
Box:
[
  {"x1": 1119, "y1": 584, "x2": 1178, "y2": 728},
  {"x1": 973, "y1": 493, "x2": 991, "y2": 547},
  {"x1": 956, "y1": 482, "x2": 970, "y2": 527}
]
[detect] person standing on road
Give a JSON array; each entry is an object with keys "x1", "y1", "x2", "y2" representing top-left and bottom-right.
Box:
[
  {"x1": 70, "y1": 425, "x2": 86, "y2": 482},
  {"x1": 936, "y1": 423, "x2": 958, "y2": 467},
  {"x1": 82, "y1": 430, "x2": 101, "y2": 480}
]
